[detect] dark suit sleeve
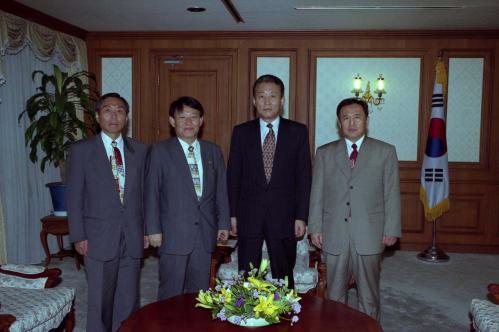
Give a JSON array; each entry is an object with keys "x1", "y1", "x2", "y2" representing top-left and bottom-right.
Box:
[
  {"x1": 294, "y1": 125, "x2": 312, "y2": 222},
  {"x1": 214, "y1": 145, "x2": 230, "y2": 230},
  {"x1": 67, "y1": 143, "x2": 86, "y2": 243},
  {"x1": 144, "y1": 144, "x2": 163, "y2": 235},
  {"x1": 227, "y1": 127, "x2": 242, "y2": 218}
]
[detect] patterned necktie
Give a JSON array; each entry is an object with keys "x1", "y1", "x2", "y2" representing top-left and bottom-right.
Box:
[
  {"x1": 262, "y1": 123, "x2": 276, "y2": 183},
  {"x1": 349, "y1": 143, "x2": 358, "y2": 169},
  {"x1": 187, "y1": 145, "x2": 202, "y2": 200},
  {"x1": 110, "y1": 141, "x2": 125, "y2": 203}
]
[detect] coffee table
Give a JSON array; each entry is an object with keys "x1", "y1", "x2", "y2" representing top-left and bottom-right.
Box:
[{"x1": 119, "y1": 293, "x2": 383, "y2": 331}]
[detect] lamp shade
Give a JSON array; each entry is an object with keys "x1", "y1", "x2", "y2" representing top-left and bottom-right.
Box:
[
  {"x1": 353, "y1": 74, "x2": 362, "y2": 91},
  {"x1": 376, "y1": 74, "x2": 385, "y2": 91}
]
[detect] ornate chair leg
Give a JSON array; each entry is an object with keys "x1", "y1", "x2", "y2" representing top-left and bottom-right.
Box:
[
  {"x1": 64, "y1": 301, "x2": 75, "y2": 332},
  {"x1": 316, "y1": 262, "x2": 327, "y2": 298}
]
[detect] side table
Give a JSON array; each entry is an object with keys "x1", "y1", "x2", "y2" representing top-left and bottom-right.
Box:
[{"x1": 40, "y1": 215, "x2": 80, "y2": 270}]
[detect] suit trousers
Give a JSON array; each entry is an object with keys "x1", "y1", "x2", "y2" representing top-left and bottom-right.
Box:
[
  {"x1": 84, "y1": 233, "x2": 140, "y2": 332},
  {"x1": 325, "y1": 240, "x2": 381, "y2": 321},
  {"x1": 157, "y1": 228, "x2": 211, "y2": 300},
  {"x1": 238, "y1": 227, "x2": 297, "y2": 289}
]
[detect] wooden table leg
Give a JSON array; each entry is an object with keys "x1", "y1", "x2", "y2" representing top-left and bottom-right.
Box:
[
  {"x1": 40, "y1": 228, "x2": 50, "y2": 267},
  {"x1": 57, "y1": 235, "x2": 64, "y2": 261}
]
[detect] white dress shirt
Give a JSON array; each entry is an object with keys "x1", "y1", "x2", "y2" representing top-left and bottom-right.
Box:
[
  {"x1": 259, "y1": 117, "x2": 280, "y2": 145},
  {"x1": 178, "y1": 138, "x2": 204, "y2": 194},
  {"x1": 345, "y1": 135, "x2": 366, "y2": 156},
  {"x1": 101, "y1": 132, "x2": 125, "y2": 191}
]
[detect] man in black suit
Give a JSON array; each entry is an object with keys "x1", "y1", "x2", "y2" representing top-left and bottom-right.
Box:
[{"x1": 227, "y1": 74, "x2": 312, "y2": 289}]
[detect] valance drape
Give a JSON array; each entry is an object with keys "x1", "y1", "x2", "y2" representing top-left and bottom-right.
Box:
[{"x1": 0, "y1": 10, "x2": 87, "y2": 86}]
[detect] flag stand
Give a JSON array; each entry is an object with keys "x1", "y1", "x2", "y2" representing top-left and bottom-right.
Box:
[{"x1": 417, "y1": 219, "x2": 449, "y2": 262}]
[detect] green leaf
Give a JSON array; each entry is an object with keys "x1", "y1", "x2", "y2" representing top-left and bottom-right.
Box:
[{"x1": 18, "y1": 65, "x2": 100, "y2": 175}]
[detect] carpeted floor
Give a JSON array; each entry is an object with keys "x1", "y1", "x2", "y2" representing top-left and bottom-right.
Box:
[{"x1": 50, "y1": 250, "x2": 499, "y2": 332}]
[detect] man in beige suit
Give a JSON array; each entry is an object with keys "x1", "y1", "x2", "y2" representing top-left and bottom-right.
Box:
[{"x1": 308, "y1": 98, "x2": 401, "y2": 320}]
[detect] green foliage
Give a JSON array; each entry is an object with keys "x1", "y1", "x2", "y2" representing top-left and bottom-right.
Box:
[
  {"x1": 195, "y1": 259, "x2": 302, "y2": 326},
  {"x1": 18, "y1": 65, "x2": 99, "y2": 172}
]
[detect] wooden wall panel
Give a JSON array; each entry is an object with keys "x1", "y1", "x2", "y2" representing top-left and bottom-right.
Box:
[
  {"x1": 400, "y1": 185, "x2": 425, "y2": 234},
  {"x1": 439, "y1": 194, "x2": 483, "y2": 234},
  {"x1": 86, "y1": 31, "x2": 499, "y2": 253}
]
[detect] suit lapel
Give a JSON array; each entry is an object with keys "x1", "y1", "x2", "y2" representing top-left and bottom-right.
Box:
[
  {"x1": 251, "y1": 120, "x2": 267, "y2": 186},
  {"x1": 270, "y1": 117, "x2": 287, "y2": 185},
  {"x1": 351, "y1": 137, "x2": 370, "y2": 180},
  {"x1": 171, "y1": 139, "x2": 199, "y2": 202},
  {"x1": 122, "y1": 137, "x2": 137, "y2": 205},
  {"x1": 334, "y1": 139, "x2": 350, "y2": 179},
  {"x1": 200, "y1": 141, "x2": 211, "y2": 202},
  {"x1": 91, "y1": 135, "x2": 121, "y2": 203}
]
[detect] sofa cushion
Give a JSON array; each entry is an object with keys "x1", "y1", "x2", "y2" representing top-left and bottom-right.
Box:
[
  {"x1": 0, "y1": 286, "x2": 74, "y2": 332},
  {"x1": 470, "y1": 298, "x2": 499, "y2": 332},
  {"x1": 0, "y1": 264, "x2": 45, "y2": 275},
  {"x1": 0, "y1": 265, "x2": 61, "y2": 288},
  {"x1": 0, "y1": 274, "x2": 47, "y2": 289}
]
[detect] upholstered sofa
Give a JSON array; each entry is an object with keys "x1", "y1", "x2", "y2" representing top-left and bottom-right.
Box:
[
  {"x1": 470, "y1": 283, "x2": 499, "y2": 332},
  {"x1": 0, "y1": 264, "x2": 75, "y2": 332}
]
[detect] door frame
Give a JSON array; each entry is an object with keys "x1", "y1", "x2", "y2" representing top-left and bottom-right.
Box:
[{"x1": 150, "y1": 49, "x2": 238, "y2": 147}]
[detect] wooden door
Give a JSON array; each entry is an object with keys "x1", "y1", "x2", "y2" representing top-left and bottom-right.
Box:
[{"x1": 156, "y1": 52, "x2": 234, "y2": 159}]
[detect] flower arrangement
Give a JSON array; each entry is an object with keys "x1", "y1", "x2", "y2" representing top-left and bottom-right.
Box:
[{"x1": 195, "y1": 259, "x2": 301, "y2": 326}]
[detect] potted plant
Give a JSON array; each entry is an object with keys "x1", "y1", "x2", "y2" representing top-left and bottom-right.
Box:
[{"x1": 18, "y1": 64, "x2": 99, "y2": 216}]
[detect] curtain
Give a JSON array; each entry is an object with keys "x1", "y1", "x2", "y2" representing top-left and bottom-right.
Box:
[
  {"x1": 0, "y1": 10, "x2": 87, "y2": 86},
  {"x1": 0, "y1": 11, "x2": 87, "y2": 264},
  {"x1": 0, "y1": 196, "x2": 6, "y2": 264}
]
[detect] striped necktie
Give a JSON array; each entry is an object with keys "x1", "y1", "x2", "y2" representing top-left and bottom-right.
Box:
[{"x1": 187, "y1": 145, "x2": 202, "y2": 199}]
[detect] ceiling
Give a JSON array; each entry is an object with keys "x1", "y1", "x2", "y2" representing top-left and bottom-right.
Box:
[{"x1": 13, "y1": 0, "x2": 499, "y2": 32}]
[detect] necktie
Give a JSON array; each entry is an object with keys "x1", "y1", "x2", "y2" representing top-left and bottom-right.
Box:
[
  {"x1": 349, "y1": 143, "x2": 358, "y2": 168},
  {"x1": 262, "y1": 123, "x2": 276, "y2": 183},
  {"x1": 110, "y1": 141, "x2": 125, "y2": 203},
  {"x1": 187, "y1": 145, "x2": 202, "y2": 199}
]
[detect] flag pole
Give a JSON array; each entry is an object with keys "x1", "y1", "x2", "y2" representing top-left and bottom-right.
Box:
[{"x1": 417, "y1": 218, "x2": 449, "y2": 262}]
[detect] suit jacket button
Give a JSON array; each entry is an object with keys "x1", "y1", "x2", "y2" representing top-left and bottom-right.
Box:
[
  {"x1": 195, "y1": 222, "x2": 199, "y2": 226},
  {"x1": 346, "y1": 202, "x2": 350, "y2": 206},
  {"x1": 344, "y1": 218, "x2": 348, "y2": 222},
  {"x1": 349, "y1": 186, "x2": 354, "y2": 189}
]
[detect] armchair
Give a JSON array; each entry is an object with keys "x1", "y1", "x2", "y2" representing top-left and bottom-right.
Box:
[
  {"x1": 470, "y1": 283, "x2": 499, "y2": 332},
  {"x1": 0, "y1": 264, "x2": 75, "y2": 332}
]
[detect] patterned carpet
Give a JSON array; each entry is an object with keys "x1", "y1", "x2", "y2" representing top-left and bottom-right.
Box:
[{"x1": 50, "y1": 250, "x2": 499, "y2": 332}]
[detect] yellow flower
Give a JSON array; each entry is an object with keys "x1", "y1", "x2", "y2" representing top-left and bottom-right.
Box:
[
  {"x1": 253, "y1": 295, "x2": 279, "y2": 318},
  {"x1": 195, "y1": 290, "x2": 215, "y2": 309},
  {"x1": 220, "y1": 287, "x2": 232, "y2": 304},
  {"x1": 259, "y1": 259, "x2": 270, "y2": 274},
  {"x1": 248, "y1": 277, "x2": 274, "y2": 291}
]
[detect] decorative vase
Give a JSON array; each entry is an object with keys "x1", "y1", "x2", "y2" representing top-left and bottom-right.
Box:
[
  {"x1": 46, "y1": 182, "x2": 67, "y2": 216},
  {"x1": 227, "y1": 316, "x2": 271, "y2": 327}
]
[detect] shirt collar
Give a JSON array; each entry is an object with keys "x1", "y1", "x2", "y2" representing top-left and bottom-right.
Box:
[
  {"x1": 259, "y1": 117, "x2": 280, "y2": 130},
  {"x1": 345, "y1": 135, "x2": 366, "y2": 150},
  {"x1": 177, "y1": 137, "x2": 200, "y2": 153},
  {"x1": 101, "y1": 131, "x2": 123, "y2": 146}
]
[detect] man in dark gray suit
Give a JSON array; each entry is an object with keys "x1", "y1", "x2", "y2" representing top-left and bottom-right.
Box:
[
  {"x1": 145, "y1": 96, "x2": 230, "y2": 300},
  {"x1": 67, "y1": 93, "x2": 149, "y2": 332}
]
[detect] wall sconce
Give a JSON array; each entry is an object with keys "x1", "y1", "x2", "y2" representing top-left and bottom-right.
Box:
[{"x1": 351, "y1": 74, "x2": 387, "y2": 111}]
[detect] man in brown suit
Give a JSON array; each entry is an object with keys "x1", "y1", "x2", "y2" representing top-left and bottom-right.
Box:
[{"x1": 308, "y1": 98, "x2": 401, "y2": 320}]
